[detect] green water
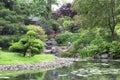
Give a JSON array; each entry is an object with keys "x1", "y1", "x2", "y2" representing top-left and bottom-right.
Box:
[{"x1": 0, "y1": 59, "x2": 120, "y2": 80}]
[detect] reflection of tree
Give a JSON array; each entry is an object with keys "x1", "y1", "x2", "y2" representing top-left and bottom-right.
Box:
[
  {"x1": 12, "y1": 72, "x2": 43, "y2": 80},
  {"x1": 43, "y1": 70, "x2": 60, "y2": 80},
  {"x1": 37, "y1": 72, "x2": 46, "y2": 80}
]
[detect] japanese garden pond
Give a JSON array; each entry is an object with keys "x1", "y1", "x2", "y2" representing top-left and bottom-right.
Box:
[{"x1": 0, "y1": 59, "x2": 120, "y2": 80}]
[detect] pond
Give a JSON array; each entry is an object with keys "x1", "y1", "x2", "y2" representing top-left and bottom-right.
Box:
[{"x1": 0, "y1": 59, "x2": 120, "y2": 80}]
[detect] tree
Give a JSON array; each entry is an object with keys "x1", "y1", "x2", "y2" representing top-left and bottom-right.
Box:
[
  {"x1": 72, "y1": 0, "x2": 120, "y2": 40},
  {"x1": 47, "y1": 0, "x2": 56, "y2": 19},
  {"x1": 53, "y1": 3, "x2": 77, "y2": 19},
  {"x1": 9, "y1": 30, "x2": 44, "y2": 57},
  {"x1": 0, "y1": 1, "x2": 27, "y2": 35}
]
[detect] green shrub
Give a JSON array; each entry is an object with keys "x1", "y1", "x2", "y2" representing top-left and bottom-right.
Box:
[
  {"x1": 27, "y1": 25, "x2": 47, "y2": 41},
  {"x1": 9, "y1": 31, "x2": 44, "y2": 57},
  {"x1": 9, "y1": 42, "x2": 24, "y2": 53},
  {"x1": 109, "y1": 41, "x2": 120, "y2": 58},
  {"x1": 55, "y1": 32, "x2": 81, "y2": 46},
  {"x1": 0, "y1": 35, "x2": 22, "y2": 49},
  {"x1": 67, "y1": 33, "x2": 81, "y2": 43},
  {"x1": 85, "y1": 44, "x2": 99, "y2": 57},
  {"x1": 63, "y1": 20, "x2": 73, "y2": 31},
  {"x1": 97, "y1": 41, "x2": 110, "y2": 54},
  {"x1": 71, "y1": 31, "x2": 96, "y2": 53},
  {"x1": 27, "y1": 30, "x2": 36, "y2": 37},
  {"x1": 78, "y1": 49, "x2": 88, "y2": 57},
  {"x1": 55, "y1": 32, "x2": 73, "y2": 46},
  {"x1": 71, "y1": 30, "x2": 110, "y2": 57},
  {"x1": 49, "y1": 19, "x2": 60, "y2": 31}
]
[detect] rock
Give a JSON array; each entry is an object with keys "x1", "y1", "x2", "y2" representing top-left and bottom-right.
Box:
[
  {"x1": 101, "y1": 54, "x2": 109, "y2": 59},
  {"x1": 45, "y1": 38, "x2": 58, "y2": 49},
  {"x1": 94, "y1": 53, "x2": 113, "y2": 60},
  {"x1": 0, "y1": 57, "x2": 76, "y2": 72}
]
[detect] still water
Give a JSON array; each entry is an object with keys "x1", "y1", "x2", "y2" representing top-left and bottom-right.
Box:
[{"x1": 0, "y1": 59, "x2": 120, "y2": 80}]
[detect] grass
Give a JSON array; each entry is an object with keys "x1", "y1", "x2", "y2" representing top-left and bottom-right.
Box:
[{"x1": 0, "y1": 51, "x2": 55, "y2": 65}]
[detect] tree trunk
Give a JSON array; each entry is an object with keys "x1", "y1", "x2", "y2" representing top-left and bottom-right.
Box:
[
  {"x1": 23, "y1": 52, "x2": 26, "y2": 57},
  {"x1": 47, "y1": 0, "x2": 52, "y2": 19},
  {"x1": 111, "y1": 29, "x2": 115, "y2": 40},
  {"x1": 111, "y1": 0, "x2": 116, "y2": 40},
  {"x1": 107, "y1": 0, "x2": 116, "y2": 41}
]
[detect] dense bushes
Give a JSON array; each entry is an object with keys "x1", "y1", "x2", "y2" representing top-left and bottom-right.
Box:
[
  {"x1": 27, "y1": 25, "x2": 47, "y2": 41},
  {"x1": 49, "y1": 19, "x2": 60, "y2": 32},
  {"x1": 109, "y1": 41, "x2": 120, "y2": 58},
  {"x1": 0, "y1": 35, "x2": 22, "y2": 49},
  {"x1": 0, "y1": 4, "x2": 28, "y2": 49},
  {"x1": 55, "y1": 32, "x2": 81, "y2": 46},
  {"x1": 55, "y1": 32, "x2": 72, "y2": 46},
  {"x1": 0, "y1": 8, "x2": 28, "y2": 35},
  {"x1": 71, "y1": 38, "x2": 120, "y2": 58},
  {"x1": 9, "y1": 30, "x2": 44, "y2": 57},
  {"x1": 59, "y1": 28, "x2": 120, "y2": 58}
]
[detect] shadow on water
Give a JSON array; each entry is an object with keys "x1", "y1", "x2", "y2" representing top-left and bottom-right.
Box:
[{"x1": 0, "y1": 59, "x2": 120, "y2": 80}]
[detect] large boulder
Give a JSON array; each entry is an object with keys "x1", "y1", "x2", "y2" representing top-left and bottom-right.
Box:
[{"x1": 45, "y1": 38, "x2": 58, "y2": 49}]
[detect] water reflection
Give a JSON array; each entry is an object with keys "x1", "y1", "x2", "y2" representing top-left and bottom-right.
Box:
[{"x1": 0, "y1": 59, "x2": 120, "y2": 80}]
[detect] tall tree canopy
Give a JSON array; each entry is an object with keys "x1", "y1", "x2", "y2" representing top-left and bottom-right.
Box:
[
  {"x1": 0, "y1": 0, "x2": 28, "y2": 35},
  {"x1": 72, "y1": 0, "x2": 120, "y2": 40}
]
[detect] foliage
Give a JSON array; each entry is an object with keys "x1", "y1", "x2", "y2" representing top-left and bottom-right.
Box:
[
  {"x1": 57, "y1": 16, "x2": 79, "y2": 32},
  {"x1": 72, "y1": 0, "x2": 120, "y2": 40},
  {"x1": 27, "y1": 30, "x2": 36, "y2": 36},
  {"x1": 55, "y1": 32, "x2": 73, "y2": 46},
  {"x1": 109, "y1": 41, "x2": 120, "y2": 58},
  {"x1": 55, "y1": 31, "x2": 81, "y2": 46},
  {"x1": 71, "y1": 34, "x2": 120, "y2": 58},
  {"x1": 115, "y1": 24, "x2": 120, "y2": 38},
  {"x1": 57, "y1": 16, "x2": 71, "y2": 32},
  {"x1": 27, "y1": 25, "x2": 47, "y2": 41},
  {"x1": 49, "y1": 19, "x2": 60, "y2": 31},
  {"x1": 63, "y1": 20, "x2": 73, "y2": 31},
  {"x1": 57, "y1": 16, "x2": 71, "y2": 25},
  {"x1": 53, "y1": 3, "x2": 77, "y2": 19},
  {"x1": 9, "y1": 31, "x2": 44, "y2": 57},
  {"x1": 0, "y1": 0, "x2": 30, "y2": 35},
  {"x1": 71, "y1": 29, "x2": 107, "y2": 57},
  {"x1": 0, "y1": 35, "x2": 22, "y2": 49},
  {"x1": 0, "y1": 9, "x2": 28, "y2": 35},
  {"x1": 27, "y1": 0, "x2": 57, "y2": 23}
]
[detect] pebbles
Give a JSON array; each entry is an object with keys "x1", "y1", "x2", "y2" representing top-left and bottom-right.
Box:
[{"x1": 0, "y1": 57, "x2": 78, "y2": 72}]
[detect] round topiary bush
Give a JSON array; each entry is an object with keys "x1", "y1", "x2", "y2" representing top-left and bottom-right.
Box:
[{"x1": 26, "y1": 25, "x2": 47, "y2": 41}]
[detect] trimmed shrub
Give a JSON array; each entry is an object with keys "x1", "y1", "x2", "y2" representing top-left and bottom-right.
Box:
[
  {"x1": 9, "y1": 31, "x2": 44, "y2": 57},
  {"x1": 27, "y1": 25, "x2": 47, "y2": 41}
]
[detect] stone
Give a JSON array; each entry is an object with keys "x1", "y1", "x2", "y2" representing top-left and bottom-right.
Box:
[
  {"x1": 0, "y1": 57, "x2": 76, "y2": 72},
  {"x1": 45, "y1": 38, "x2": 58, "y2": 49}
]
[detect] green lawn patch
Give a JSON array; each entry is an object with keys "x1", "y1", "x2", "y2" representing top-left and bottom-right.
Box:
[{"x1": 0, "y1": 51, "x2": 55, "y2": 65}]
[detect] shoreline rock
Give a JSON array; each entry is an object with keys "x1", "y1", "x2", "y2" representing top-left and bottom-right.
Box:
[{"x1": 0, "y1": 57, "x2": 79, "y2": 72}]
